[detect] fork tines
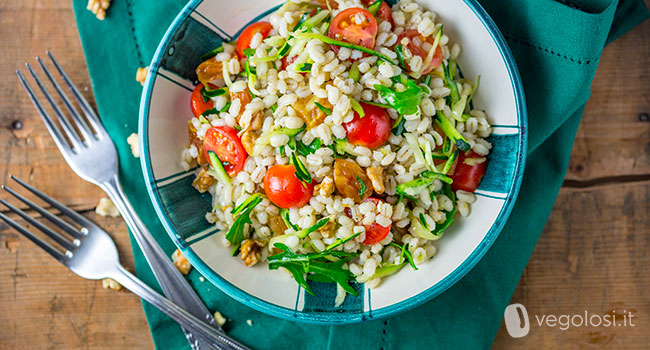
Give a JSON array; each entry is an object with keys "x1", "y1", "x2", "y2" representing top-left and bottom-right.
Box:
[
  {"x1": 16, "y1": 51, "x2": 104, "y2": 153},
  {"x1": 0, "y1": 175, "x2": 87, "y2": 262}
]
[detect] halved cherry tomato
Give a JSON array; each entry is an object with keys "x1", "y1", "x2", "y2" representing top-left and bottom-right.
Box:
[
  {"x1": 451, "y1": 150, "x2": 488, "y2": 192},
  {"x1": 281, "y1": 55, "x2": 296, "y2": 71},
  {"x1": 236, "y1": 22, "x2": 273, "y2": 59},
  {"x1": 203, "y1": 126, "x2": 247, "y2": 177},
  {"x1": 343, "y1": 102, "x2": 391, "y2": 149},
  {"x1": 361, "y1": 0, "x2": 393, "y2": 24},
  {"x1": 264, "y1": 164, "x2": 314, "y2": 208},
  {"x1": 362, "y1": 197, "x2": 391, "y2": 245},
  {"x1": 395, "y1": 29, "x2": 443, "y2": 74},
  {"x1": 190, "y1": 83, "x2": 217, "y2": 117},
  {"x1": 327, "y1": 8, "x2": 378, "y2": 54}
]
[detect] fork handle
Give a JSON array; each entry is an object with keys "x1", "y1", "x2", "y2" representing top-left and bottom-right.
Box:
[
  {"x1": 110, "y1": 265, "x2": 249, "y2": 350},
  {"x1": 100, "y1": 175, "x2": 245, "y2": 350}
]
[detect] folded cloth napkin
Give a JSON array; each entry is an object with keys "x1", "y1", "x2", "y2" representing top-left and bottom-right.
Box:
[{"x1": 72, "y1": 0, "x2": 648, "y2": 348}]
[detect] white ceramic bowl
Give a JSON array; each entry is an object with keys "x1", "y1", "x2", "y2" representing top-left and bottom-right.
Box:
[{"x1": 139, "y1": 0, "x2": 527, "y2": 324}]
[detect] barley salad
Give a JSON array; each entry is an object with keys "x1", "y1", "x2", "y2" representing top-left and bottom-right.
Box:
[{"x1": 181, "y1": 0, "x2": 491, "y2": 298}]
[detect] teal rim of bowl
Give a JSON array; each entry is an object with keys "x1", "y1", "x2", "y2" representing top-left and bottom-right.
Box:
[{"x1": 139, "y1": 0, "x2": 528, "y2": 325}]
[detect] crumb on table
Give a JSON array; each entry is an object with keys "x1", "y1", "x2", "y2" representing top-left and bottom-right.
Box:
[
  {"x1": 102, "y1": 278, "x2": 123, "y2": 291},
  {"x1": 213, "y1": 311, "x2": 227, "y2": 327},
  {"x1": 95, "y1": 197, "x2": 120, "y2": 217},
  {"x1": 87, "y1": 0, "x2": 111, "y2": 20},
  {"x1": 172, "y1": 249, "x2": 192, "y2": 275},
  {"x1": 136, "y1": 67, "x2": 149, "y2": 86},
  {"x1": 127, "y1": 133, "x2": 140, "y2": 158},
  {"x1": 246, "y1": 319, "x2": 253, "y2": 326}
]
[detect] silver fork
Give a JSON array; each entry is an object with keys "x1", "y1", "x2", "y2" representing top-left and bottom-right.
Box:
[
  {"x1": 16, "y1": 52, "x2": 247, "y2": 350},
  {"x1": 0, "y1": 176, "x2": 245, "y2": 349}
]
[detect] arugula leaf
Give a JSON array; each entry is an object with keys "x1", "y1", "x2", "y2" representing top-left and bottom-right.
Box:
[
  {"x1": 374, "y1": 77, "x2": 427, "y2": 116},
  {"x1": 296, "y1": 138, "x2": 322, "y2": 156},
  {"x1": 225, "y1": 194, "x2": 264, "y2": 246},
  {"x1": 297, "y1": 217, "x2": 330, "y2": 238},
  {"x1": 200, "y1": 45, "x2": 225, "y2": 61},
  {"x1": 361, "y1": 100, "x2": 391, "y2": 109},
  {"x1": 325, "y1": 232, "x2": 361, "y2": 251},
  {"x1": 268, "y1": 243, "x2": 359, "y2": 296},
  {"x1": 389, "y1": 242, "x2": 418, "y2": 270},
  {"x1": 202, "y1": 107, "x2": 219, "y2": 116},
  {"x1": 356, "y1": 176, "x2": 367, "y2": 198},
  {"x1": 430, "y1": 184, "x2": 457, "y2": 236},
  {"x1": 394, "y1": 44, "x2": 407, "y2": 70},
  {"x1": 280, "y1": 208, "x2": 299, "y2": 231}
]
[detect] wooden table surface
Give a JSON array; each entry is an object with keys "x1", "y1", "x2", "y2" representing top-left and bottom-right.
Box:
[{"x1": 0, "y1": 2, "x2": 648, "y2": 349}]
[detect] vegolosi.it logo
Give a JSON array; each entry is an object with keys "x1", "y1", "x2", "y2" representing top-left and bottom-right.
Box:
[
  {"x1": 504, "y1": 304, "x2": 530, "y2": 338},
  {"x1": 503, "y1": 304, "x2": 635, "y2": 338}
]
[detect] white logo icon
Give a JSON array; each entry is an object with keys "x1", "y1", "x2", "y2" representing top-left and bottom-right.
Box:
[{"x1": 504, "y1": 303, "x2": 530, "y2": 338}]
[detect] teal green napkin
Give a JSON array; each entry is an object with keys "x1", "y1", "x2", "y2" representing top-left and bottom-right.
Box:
[{"x1": 72, "y1": 0, "x2": 648, "y2": 348}]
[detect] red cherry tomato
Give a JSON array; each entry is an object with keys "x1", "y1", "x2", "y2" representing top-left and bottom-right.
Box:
[
  {"x1": 202, "y1": 126, "x2": 248, "y2": 177},
  {"x1": 343, "y1": 102, "x2": 391, "y2": 149},
  {"x1": 190, "y1": 83, "x2": 216, "y2": 117},
  {"x1": 395, "y1": 29, "x2": 443, "y2": 74},
  {"x1": 328, "y1": 8, "x2": 378, "y2": 54},
  {"x1": 236, "y1": 22, "x2": 273, "y2": 59},
  {"x1": 264, "y1": 165, "x2": 315, "y2": 209},
  {"x1": 451, "y1": 150, "x2": 488, "y2": 192},
  {"x1": 361, "y1": 0, "x2": 393, "y2": 24},
  {"x1": 362, "y1": 197, "x2": 391, "y2": 245},
  {"x1": 281, "y1": 55, "x2": 302, "y2": 72}
]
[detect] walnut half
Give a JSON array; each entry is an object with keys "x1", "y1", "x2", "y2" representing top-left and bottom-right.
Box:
[
  {"x1": 366, "y1": 167, "x2": 385, "y2": 194},
  {"x1": 192, "y1": 167, "x2": 215, "y2": 193},
  {"x1": 240, "y1": 239, "x2": 265, "y2": 267}
]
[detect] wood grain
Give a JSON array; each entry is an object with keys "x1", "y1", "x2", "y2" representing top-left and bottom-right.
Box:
[{"x1": 0, "y1": 1, "x2": 648, "y2": 349}]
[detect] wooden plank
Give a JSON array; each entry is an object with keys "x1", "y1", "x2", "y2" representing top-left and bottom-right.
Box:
[
  {"x1": 565, "y1": 20, "x2": 650, "y2": 181},
  {"x1": 0, "y1": 0, "x2": 648, "y2": 349},
  {"x1": 0, "y1": 212, "x2": 152, "y2": 350},
  {"x1": 493, "y1": 181, "x2": 650, "y2": 348}
]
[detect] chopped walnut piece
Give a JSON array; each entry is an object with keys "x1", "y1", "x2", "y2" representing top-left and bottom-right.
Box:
[
  {"x1": 127, "y1": 133, "x2": 140, "y2": 158},
  {"x1": 240, "y1": 239, "x2": 265, "y2": 267},
  {"x1": 230, "y1": 90, "x2": 252, "y2": 121},
  {"x1": 188, "y1": 121, "x2": 207, "y2": 165},
  {"x1": 135, "y1": 67, "x2": 148, "y2": 86},
  {"x1": 240, "y1": 130, "x2": 259, "y2": 155},
  {"x1": 314, "y1": 176, "x2": 335, "y2": 197},
  {"x1": 172, "y1": 249, "x2": 192, "y2": 275},
  {"x1": 102, "y1": 278, "x2": 123, "y2": 291},
  {"x1": 333, "y1": 159, "x2": 373, "y2": 203},
  {"x1": 87, "y1": 0, "x2": 111, "y2": 20},
  {"x1": 268, "y1": 215, "x2": 288, "y2": 236},
  {"x1": 293, "y1": 96, "x2": 330, "y2": 130},
  {"x1": 95, "y1": 197, "x2": 120, "y2": 217},
  {"x1": 366, "y1": 167, "x2": 384, "y2": 194},
  {"x1": 196, "y1": 58, "x2": 224, "y2": 86},
  {"x1": 213, "y1": 311, "x2": 227, "y2": 327},
  {"x1": 192, "y1": 167, "x2": 215, "y2": 193},
  {"x1": 318, "y1": 216, "x2": 336, "y2": 238}
]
